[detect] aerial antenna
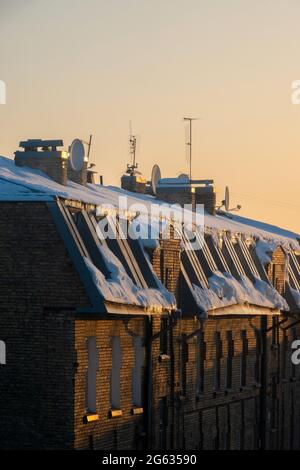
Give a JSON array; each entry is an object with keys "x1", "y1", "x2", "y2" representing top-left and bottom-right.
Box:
[
  {"x1": 77, "y1": 134, "x2": 93, "y2": 160},
  {"x1": 86, "y1": 134, "x2": 93, "y2": 160},
  {"x1": 127, "y1": 120, "x2": 138, "y2": 175},
  {"x1": 183, "y1": 117, "x2": 200, "y2": 180}
]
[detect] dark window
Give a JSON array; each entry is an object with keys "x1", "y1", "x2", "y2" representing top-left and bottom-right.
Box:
[
  {"x1": 255, "y1": 331, "x2": 261, "y2": 383},
  {"x1": 281, "y1": 330, "x2": 288, "y2": 380},
  {"x1": 197, "y1": 332, "x2": 206, "y2": 395},
  {"x1": 160, "y1": 317, "x2": 168, "y2": 355},
  {"x1": 214, "y1": 332, "x2": 222, "y2": 391},
  {"x1": 133, "y1": 337, "x2": 143, "y2": 407},
  {"x1": 240, "y1": 330, "x2": 248, "y2": 387},
  {"x1": 181, "y1": 334, "x2": 188, "y2": 396},
  {"x1": 271, "y1": 316, "x2": 276, "y2": 346},
  {"x1": 111, "y1": 337, "x2": 122, "y2": 409},
  {"x1": 225, "y1": 331, "x2": 234, "y2": 389},
  {"x1": 292, "y1": 328, "x2": 297, "y2": 379},
  {"x1": 270, "y1": 376, "x2": 277, "y2": 429},
  {"x1": 86, "y1": 336, "x2": 98, "y2": 413}
]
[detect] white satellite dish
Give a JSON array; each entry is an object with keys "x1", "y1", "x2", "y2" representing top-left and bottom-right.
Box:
[
  {"x1": 151, "y1": 164, "x2": 161, "y2": 196},
  {"x1": 225, "y1": 186, "x2": 230, "y2": 211},
  {"x1": 69, "y1": 139, "x2": 85, "y2": 172}
]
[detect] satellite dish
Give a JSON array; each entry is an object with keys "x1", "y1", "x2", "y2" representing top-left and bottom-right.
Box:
[
  {"x1": 225, "y1": 186, "x2": 230, "y2": 211},
  {"x1": 178, "y1": 173, "x2": 189, "y2": 180},
  {"x1": 151, "y1": 164, "x2": 161, "y2": 196},
  {"x1": 69, "y1": 139, "x2": 85, "y2": 172}
]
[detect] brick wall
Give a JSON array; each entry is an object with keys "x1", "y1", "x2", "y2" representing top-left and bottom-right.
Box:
[
  {"x1": 266, "y1": 246, "x2": 286, "y2": 295},
  {"x1": 15, "y1": 153, "x2": 68, "y2": 185},
  {"x1": 74, "y1": 317, "x2": 146, "y2": 450},
  {"x1": 0, "y1": 202, "x2": 89, "y2": 448},
  {"x1": 0, "y1": 201, "x2": 299, "y2": 450}
]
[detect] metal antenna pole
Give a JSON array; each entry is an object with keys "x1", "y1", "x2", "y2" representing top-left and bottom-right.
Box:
[
  {"x1": 183, "y1": 117, "x2": 199, "y2": 180},
  {"x1": 87, "y1": 134, "x2": 92, "y2": 160},
  {"x1": 128, "y1": 120, "x2": 137, "y2": 174}
]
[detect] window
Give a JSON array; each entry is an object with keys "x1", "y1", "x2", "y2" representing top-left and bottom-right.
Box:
[
  {"x1": 240, "y1": 331, "x2": 248, "y2": 387},
  {"x1": 111, "y1": 337, "x2": 122, "y2": 409},
  {"x1": 133, "y1": 337, "x2": 143, "y2": 407},
  {"x1": 196, "y1": 332, "x2": 206, "y2": 395},
  {"x1": 271, "y1": 316, "x2": 277, "y2": 346},
  {"x1": 225, "y1": 331, "x2": 234, "y2": 389},
  {"x1": 181, "y1": 334, "x2": 188, "y2": 396},
  {"x1": 160, "y1": 317, "x2": 168, "y2": 355},
  {"x1": 291, "y1": 328, "x2": 297, "y2": 379},
  {"x1": 281, "y1": 330, "x2": 288, "y2": 380},
  {"x1": 214, "y1": 332, "x2": 222, "y2": 391},
  {"x1": 254, "y1": 331, "x2": 261, "y2": 383},
  {"x1": 0, "y1": 340, "x2": 6, "y2": 365},
  {"x1": 86, "y1": 337, "x2": 98, "y2": 413}
]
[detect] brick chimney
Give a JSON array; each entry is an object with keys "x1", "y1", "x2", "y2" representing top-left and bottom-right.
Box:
[
  {"x1": 15, "y1": 139, "x2": 68, "y2": 185},
  {"x1": 156, "y1": 177, "x2": 216, "y2": 215}
]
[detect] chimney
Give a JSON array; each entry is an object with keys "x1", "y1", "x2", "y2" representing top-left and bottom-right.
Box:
[
  {"x1": 14, "y1": 139, "x2": 68, "y2": 185},
  {"x1": 121, "y1": 172, "x2": 147, "y2": 193},
  {"x1": 155, "y1": 177, "x2": 216, "y2": 215}
]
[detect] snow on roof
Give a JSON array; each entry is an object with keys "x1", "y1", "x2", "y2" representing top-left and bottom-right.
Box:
[
  {"x1": 0, "y1": 154, "x2": 298, "y2": 313},
  {"x1": 84, "y1": 246, "x2": 176, "y2": 311},
  {"x1": 193, "y1": 272, "x2": 289, "y2": 312},
  {"x1": 0, "y1": 154, "x2": 298, "y2": 251}
]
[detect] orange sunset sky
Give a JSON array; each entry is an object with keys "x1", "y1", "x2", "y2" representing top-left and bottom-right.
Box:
[{"x1": 0, "y1": 0, "x2": 300, "y2": 234}]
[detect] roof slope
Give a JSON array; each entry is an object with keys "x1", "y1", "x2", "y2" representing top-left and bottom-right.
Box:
[{"x1": 0, "y1": 154, "x2": 299, "y2": 315}]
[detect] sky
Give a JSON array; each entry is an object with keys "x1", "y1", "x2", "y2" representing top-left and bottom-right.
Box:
[{"x1": 0, "y1": 0, "x2": 300, "y2": 234}]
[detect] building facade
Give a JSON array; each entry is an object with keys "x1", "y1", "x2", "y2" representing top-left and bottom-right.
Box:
[{"x1": 0, "y1": 142, "x2": 299, "y2": 449}]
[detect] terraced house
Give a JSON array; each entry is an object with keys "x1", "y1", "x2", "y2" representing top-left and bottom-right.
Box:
[{"x1": 0, "y1": 139, "x2": 299, "y2": 450}]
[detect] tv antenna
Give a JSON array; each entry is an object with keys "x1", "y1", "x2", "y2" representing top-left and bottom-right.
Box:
[
  {"x1": 127, "y1": 121, "x2": 138, "y2": 176},
  {"x1": 183, "y1": 117, "x2": 200, "y2": 180},
  {"x1": 83, "y1": 134, "x2": 93, "y2": 161}
]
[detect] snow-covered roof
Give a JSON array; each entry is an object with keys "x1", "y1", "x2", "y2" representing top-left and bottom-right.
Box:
[
  {"x1": 0, "y1": 155, "x2": 299, "y2": 250},
  {"x1": 0, "y1": 154, "x2": 299, "y2": 315}
]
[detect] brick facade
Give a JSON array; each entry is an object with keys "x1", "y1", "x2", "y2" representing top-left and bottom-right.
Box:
[{"x1": 0, "y1": 201, "x2": 299, "y2": 449}]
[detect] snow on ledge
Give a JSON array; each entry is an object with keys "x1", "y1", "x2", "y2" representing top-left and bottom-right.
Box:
[
  {"x1": 84, "y1": 246, "x2": 176, "y2": 311},
  {"x1": 192, "y1": 271, "x2": 289, "y2": 312}
]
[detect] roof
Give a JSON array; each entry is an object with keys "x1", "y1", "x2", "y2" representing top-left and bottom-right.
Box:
[
  {"x1": 0, "y1": 154, "x2": 299, "y2": 315},
  {"x1": 0, "y1": 155, "x2": 298, "y2": 248}
]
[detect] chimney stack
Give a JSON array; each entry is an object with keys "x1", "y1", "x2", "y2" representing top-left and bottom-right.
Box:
[
  {"x1": 155, "y1": 177, "x2": 216, "y2": 215},
  {"x1": 14, "y1": 139, "x2": 68, "y2": 185}
]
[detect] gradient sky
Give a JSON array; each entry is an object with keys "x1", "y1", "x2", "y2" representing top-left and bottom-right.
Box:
[{"x1": 0, "y1": 0, "x2": 300, "y2": 233}]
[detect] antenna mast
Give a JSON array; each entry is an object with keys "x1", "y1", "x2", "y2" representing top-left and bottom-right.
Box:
[
  {"x1": 128, "y1": 121, "x2": 138, "y2": 175},
  {"x1": 183, "y1": 117, "x2": 199, "y2": 180}
]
